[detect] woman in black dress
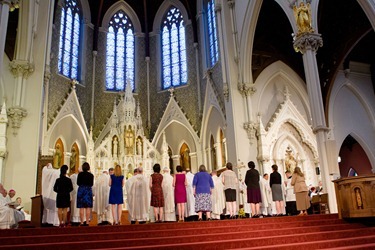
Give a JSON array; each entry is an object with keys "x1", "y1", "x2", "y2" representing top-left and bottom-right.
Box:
[
  {"x1": 244, "y1": 161, "x2": 262, "y2": 218},
  {"x1": 53, "y1": 165, "x2": 73, "y2": 227},
  {"x1": 77, "y1": 162, "x2": 94, "y2": 226},
  {"x1": 270, "y1": 164, "x2": 284, "y2": 216}
]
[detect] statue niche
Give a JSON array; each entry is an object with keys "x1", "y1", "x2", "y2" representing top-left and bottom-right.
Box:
[
  {"x1": 136, "y1": 137, "x2": 143, "y2": 156},
  {"x1": 69, "y1": 143, "x2": 79, "y2": 173},
  {"x1": 112, "y1": 135, "x2": 119, "y2": 157},
  {"x1": 180, "y1": 143, "x2": 191, "y2": 170},
  {"x1": 124, "y1": 125, "x2": 135, "y2": 155},
  {"x1": 53, "y1": 139, "x2": 64, "y2": 169},
  {"x1": 284, "y1": 146, "x2": 297, "y2": 173}
]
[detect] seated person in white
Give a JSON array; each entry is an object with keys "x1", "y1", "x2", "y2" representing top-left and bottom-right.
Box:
[{"x1": 0, "y1": 184, "x2": 24, "y2": 229}]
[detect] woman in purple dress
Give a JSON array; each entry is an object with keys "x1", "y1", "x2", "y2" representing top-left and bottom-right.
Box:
[
  {"x1": 150, "y1": 164, "x2": 164, "y2": 222},
  {"x1": 173, "y1": 165, "x2": 187, "y2": 222},
  {"x1": 109, "y1": 165, "x2": 124, "y2": 225}
]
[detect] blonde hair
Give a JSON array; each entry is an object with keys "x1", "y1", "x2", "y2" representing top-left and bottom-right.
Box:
[
  {"x1": 294, "y1": 167, "x2": 304, "y2": 177},
  {"x1": 114, "y1": 165, "x2": 122, "y2": 177}
]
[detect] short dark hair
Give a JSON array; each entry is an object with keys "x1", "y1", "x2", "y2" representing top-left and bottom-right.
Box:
[
  {"x1": 176, "y1": 165, "x2": 183, "y2": 173},
  {"x1": 226, "y1": 162, "x2": 233, "y2": 170},
  {"x1": 60, "y1": 165, "x2": 68, "y2": 177},
  {"x1": 82, "y1": 162, "x2": 90, "y2": 172},
  {"x1": 199, "y1": 165, "x2": 206, "y2": 172},
  {"x1": 248, "y1": 161, "x2": 255, "y2": 169},
  {"x1": 272, "y1": 164, "x2": 278, "y2": 172},
  {"x1": 263, "y1": 173, "x2": 268, "y2": 177},
  {"x1": 153, "y1": 164, "x2": 161, "y2": 173},
  {"x1": 109, "y1": 168, "x2": 114, "y2": 172},
  {"x1": 285, "y1": 170, "x2": 291, "y2": 174},
  {"x1": 133, "y1": 168, "x2": 138, "y2": 174}
]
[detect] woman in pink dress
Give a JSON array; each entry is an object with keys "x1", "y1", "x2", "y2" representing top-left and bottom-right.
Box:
[{"x1": 173, "y1": 165, "x2": 187, "y2": 222}]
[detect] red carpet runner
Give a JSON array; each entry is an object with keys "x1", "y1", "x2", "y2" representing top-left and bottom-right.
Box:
[{"x1": 0, "y1": 214, "x2": 374, "y2": 249}]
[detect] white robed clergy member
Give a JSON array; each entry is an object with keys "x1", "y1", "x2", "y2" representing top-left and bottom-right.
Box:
[
  {"x1": 162, "y1": 167, "x2": 176, "y2": 222},
  {"x1": 42, "y1": 163, "x2": 60, "y2": 226},
  {"x1": 93, "y1": 170, "x2": 113, "y2": 225},
  {"x1": 211, "y1": 171, "x2": 225, "y2": 220},
  {"x1": 69, "y1": 171, "x2": 81, "y2": 224},
  {"x1": 260, "y1": 173, "x2": 273, "y2": 216},
  {"x1": 0, "y1": 183, "x2": 16, "y2": 229},
  {"x1": 125, "y1": 168, "x2": 138, "y2": 224},
  {"x1": 239, "y1": 181, "x2": 251, "y2": 216},
  {"x1": 184, "y1": 169, "x2": 197, "y2": 218},
  {"x1": 128, "y1": 167, "x2": 149, "y2": 223}
]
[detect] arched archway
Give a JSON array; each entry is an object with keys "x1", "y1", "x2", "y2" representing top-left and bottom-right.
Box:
[{"x1": 338, "y1": 135, "x2": 372, "y2": 177}]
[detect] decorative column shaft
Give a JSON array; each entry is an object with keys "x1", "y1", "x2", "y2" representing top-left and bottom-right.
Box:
[{"x1": 294, "y1": 32, "x2": 337, "y2": 213}]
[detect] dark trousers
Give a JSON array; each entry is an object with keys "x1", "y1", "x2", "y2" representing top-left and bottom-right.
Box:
[{"x1": 286, "y1": 201, "x2": 298, "y2": 215}]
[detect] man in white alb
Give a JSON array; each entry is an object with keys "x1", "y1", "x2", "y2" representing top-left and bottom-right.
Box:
[
  {"x1": 260, "y1": 173, "x2": 273, "y2": 217},
  {"x1": 128, "y1": 167, "x2": 149, "y2": 224},
  {"x1": 211, "y1": 171, "x2": 225, "y2": 220},
  {"x1": 162, "y1": 167, "x2": 176, "y2": 222},
  {"x1": 93, "y1": 170, "x2": 113, "y2": 225},
  {"x1": 42, "y1": 163, "x2": 60, "y2": 226},
  {"x1": 184, "y1": 169, "x2": 197, "y2": 220}
]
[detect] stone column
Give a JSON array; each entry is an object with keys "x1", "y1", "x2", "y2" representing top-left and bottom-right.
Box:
[
  {"x1": 294, "y1": 33, "x2": 337, "y2": 212},
  {"x1": 171, "y1": 155, "x2": 180, "y2": 173}
]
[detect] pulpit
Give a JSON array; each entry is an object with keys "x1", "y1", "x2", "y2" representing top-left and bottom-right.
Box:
[
  {"x1": 31, "y1": 195, "x2": 43, "y2": 227},
  {"x1": 333, "y1": 175, "x2": 375, "y2": 219}
]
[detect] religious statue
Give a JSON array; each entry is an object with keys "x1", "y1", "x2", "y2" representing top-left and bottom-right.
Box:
[
  {"x1": 53, "y1": 143, "x2": 62, "y2": 169},
  {"x1": 355, "y1": 188, "x2": 363, "y2": 209},
  {"x1": 293, "y1": 2, "x2": 314, "y2": 36},
  {"x1": 137, "y1": 138, "x2": 143, "y2": 156},
  {"x1": 285, "y1": 147, "x2": 297, "y2": 173},
  {"x1": 181, "y1": 148, "x2": 190, "y2": 170},
  {"x1": 112, "y1": 136, "x2": 118, "y2": 157},
  {"x1": 125, "y1": 126, "x2": 134, "y2": 155},
  {"x1": 70, "y1": 146, "x2": 78, "y2": 172}
]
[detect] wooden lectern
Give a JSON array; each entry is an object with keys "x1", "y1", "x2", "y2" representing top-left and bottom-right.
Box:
[
  {"x1": 333, "y1": 175, "x2": 375, "y2": 219},
  {"x1": 31, "y1": 195, "x2": 43, "y2": 227}
]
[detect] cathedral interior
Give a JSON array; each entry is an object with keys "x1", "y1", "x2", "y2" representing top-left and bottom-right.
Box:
[{"x1": 1, "y1": 0, "x2": 375, "y2": 212}]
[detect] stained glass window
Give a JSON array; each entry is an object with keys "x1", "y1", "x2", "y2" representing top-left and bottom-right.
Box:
[
  {"x1": 58, "y1": 0, "x2": 81, "y2": 80},
  {"x1": 206, "y1": 0, "x2": 219, "y2": 67},
  {"x1": 161, "y1": 7, "x2": 187, "y2": 89},
  {"x1": 106, "y1": 10, "x2": 135, "y2": 91}
]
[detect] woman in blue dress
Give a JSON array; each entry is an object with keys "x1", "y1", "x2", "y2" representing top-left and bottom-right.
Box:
[
  {"x1": 109, "y1": 165, "x2": 124, "y2": 225},
  {"x1": 77, "y1": 162, "x2": 94, "y2": 226}
]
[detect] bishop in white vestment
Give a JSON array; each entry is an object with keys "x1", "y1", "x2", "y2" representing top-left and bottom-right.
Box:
[
  {"x1": 184, "y1": 170, "x2": 197, "y2": 218},
  {"x1": 128, "y1": 168, "x2": 149, "y2": 223}
]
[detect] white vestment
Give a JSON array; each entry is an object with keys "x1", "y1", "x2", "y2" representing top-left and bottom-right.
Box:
[
  {"x1": 125, "y1": 175, "x2": 136, "y2": 222},
  {"x1": 285, "y1": 178, "x2": 296, "y2": 202},
  {"x1": 211, "y1": 175, "x2": 225, "y2": 219},
  {"x1": 0, "y1": 195, "x2": 15, "y2": 229},
  {"x1": 42, "y1": 164, "x2": 60, "y2": 226},
  {"x1": 260, "y1": 178, "x2": 273, "y2": 215},
  {"x1": 93, "y1": 172, "x2": 112, "y2": 224},
  {"x1": 128, "y1": 174, "x2": 149, "y2": 221},
  {"x1": 70, "y1": 173, "x2": 82, "y2": 223},
  {"x1": 162, "y1": 173, "x2": 176, "y2": 221},
  {"x1": 185, "y1": 172, "x2": 197, "y2": 217},
  {"x1": 239, "y1": 182, "x2": 251, "y2": 214}
]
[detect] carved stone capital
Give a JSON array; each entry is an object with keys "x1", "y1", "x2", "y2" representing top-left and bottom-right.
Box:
[
  {"x1": 0, "y1": 0, "x2": 19, "y2": 11},
  {"x1": 238, "y1": 83, "x2": 256, "y2": 97},
  {"x1": 223, "y1": 82, "x2": 229, "y2": 101},
  {"x1": 0, "y1": 150, "x2": 7, "y2": 158},
  {"x1": 293, "y1": 33, "x2": 323, "y2": 54},
  {"x1": 44, "y1": 70, "x2": 51, "y2": 84},
  {"x1": 9, "y1": 60, "x2": 35, "y2": 79},
  {"x1": 215, "y1": 3, "x2": 222, "y2": 12},
  {"x1": 243, "y1": 122, "x2": 257, "y2": 144},
  {"x1": 7, "y1": 106, "x2": 27, "y2": 135},
  {"x1": 227, "y1": 0, "x2": 235, "y2": 9}
]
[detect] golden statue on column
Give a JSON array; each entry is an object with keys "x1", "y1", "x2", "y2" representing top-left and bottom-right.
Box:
[{"x1": 293, "y1": 2, "x2": 314, "y2": 36}]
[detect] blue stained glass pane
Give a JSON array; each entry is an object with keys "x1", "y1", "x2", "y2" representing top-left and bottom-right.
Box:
[
  {"x1": 161, "y1": 7, "x2": 186, "y2": 89},
  {"x1": 58, "y1": 0, "x2": 82, "y2": 79},
  {"x1": 106, "y1": 10, "x2": 135, "y2": 91},
  {"x1": 206, "y1": 0, "x2": 219, "y2": 67}
]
